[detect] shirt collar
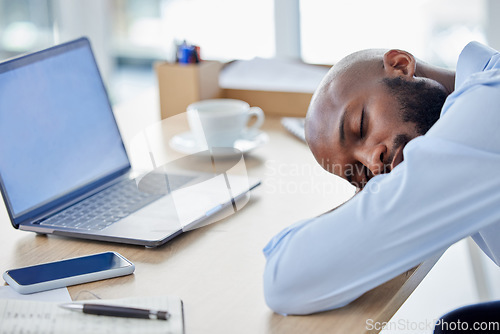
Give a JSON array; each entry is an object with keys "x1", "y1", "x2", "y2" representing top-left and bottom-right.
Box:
[{"x1": 455, "y1": 41, "x2": 497, "y2": 90}]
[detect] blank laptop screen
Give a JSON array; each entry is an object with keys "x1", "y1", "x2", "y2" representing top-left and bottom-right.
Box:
[{"x1": 0, "y1": 38, "x2": 130, "y2": 219}]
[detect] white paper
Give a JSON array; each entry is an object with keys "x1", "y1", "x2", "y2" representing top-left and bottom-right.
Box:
[
  {"x1": 0, "y1": 295, "x2": 183, "y2": 334},
  {"x1": 219, "y1": 57, "x2": 330, "y2": 93},
  {"x1": 281, "y1": 117, "x2": 306, "y2": 142},
  {"x1": 0, "y1": 286, "x2": 72, "y2": 302}
]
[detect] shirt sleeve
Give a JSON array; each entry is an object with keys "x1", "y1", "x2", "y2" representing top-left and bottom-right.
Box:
[{"x1": 263, "y1": 44, "x2": 500, "y2": 316}]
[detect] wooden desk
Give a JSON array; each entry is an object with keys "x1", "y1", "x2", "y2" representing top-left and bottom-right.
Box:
[{"x1": 0, "y1": 90, "x2": 439, "y2": 334}]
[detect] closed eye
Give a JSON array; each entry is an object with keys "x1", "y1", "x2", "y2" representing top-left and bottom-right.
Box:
[{"x1": 359, "y1": 108, "x2": 365, "y2": 138}]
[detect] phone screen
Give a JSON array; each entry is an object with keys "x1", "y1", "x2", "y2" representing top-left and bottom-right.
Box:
[{"x1": 6, "y1": 252, "x2": 131, "y2": 286}]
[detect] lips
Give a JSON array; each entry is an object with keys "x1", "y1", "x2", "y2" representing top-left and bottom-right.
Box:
[{"x1": 390, "y1": 143, "x2": 406, "y2": 171}]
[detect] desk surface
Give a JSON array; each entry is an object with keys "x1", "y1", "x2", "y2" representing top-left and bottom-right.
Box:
[{"x1": 0, "y1": 90, "x2": 438, "y2": 334}]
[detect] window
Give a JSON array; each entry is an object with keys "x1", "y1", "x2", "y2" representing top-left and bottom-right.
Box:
[
  {"x1": 0, "y1": 0, "x2": 494, "y2": 104},
  {"x1": 0, "y1": 0, "x2": 54, "y2": 59},
  {"x1": 112, "y1": 0, "x2": 275, "y2": 62},
  {"x1": 300, "y1": 0, "x2": 487, "y2": 68}
]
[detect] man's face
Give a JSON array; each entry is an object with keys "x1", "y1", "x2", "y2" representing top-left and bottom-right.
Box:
[{"x1": 306, "y1": 70, "x2": 446, "y2": 189}]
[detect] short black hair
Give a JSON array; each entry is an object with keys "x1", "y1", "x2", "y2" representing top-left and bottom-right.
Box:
[{"x1": 382, "y1": 77, "x2": 447, "y2": 135}]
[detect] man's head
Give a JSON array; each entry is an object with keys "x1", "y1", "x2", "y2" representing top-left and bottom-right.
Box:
[{"x1": 305, "y1": 49, "x2": 449, "y2": 189}]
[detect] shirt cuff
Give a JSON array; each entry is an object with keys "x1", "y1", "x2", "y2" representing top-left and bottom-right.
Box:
[{"x1": 263, "y1": 218, "x2": 313, "y2": 258}]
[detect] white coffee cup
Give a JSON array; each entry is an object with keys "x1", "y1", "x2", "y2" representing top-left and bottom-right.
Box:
[{"x1": 187, "y1": 99, "x2": 264, "y2": 149}]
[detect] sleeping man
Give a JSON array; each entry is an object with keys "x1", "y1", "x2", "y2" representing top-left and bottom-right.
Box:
[{"x1": 262, "y1": 41, "x2": 500, "y2": 322}]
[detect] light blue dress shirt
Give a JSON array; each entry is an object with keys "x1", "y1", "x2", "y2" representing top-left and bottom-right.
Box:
[{"x1": 263, "y1": 41, "x2": 500, "y2": 315}]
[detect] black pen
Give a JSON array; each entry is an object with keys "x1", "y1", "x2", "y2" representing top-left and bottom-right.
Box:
[{"x1": 59, "y1": 303, "x2": 170, "y2": 320}]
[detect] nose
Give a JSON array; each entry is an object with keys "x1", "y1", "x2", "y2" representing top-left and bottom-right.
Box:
[{"x1": 359, "y1": 144, "x2": 388, "y2": 176}]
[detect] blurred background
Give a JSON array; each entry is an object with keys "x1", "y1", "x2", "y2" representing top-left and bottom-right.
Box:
[{"x1": 0, "y1": 0, "x2": 498, "y2": 105}]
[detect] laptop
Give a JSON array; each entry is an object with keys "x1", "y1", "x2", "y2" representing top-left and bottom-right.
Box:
[{"x1": 0, "y1": 37, "x2": 260, "y2": 247}]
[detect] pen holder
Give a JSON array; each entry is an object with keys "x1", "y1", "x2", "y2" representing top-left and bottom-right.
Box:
[{"x1": 155, "y1": 60, "x2": 225, "y2": 119}]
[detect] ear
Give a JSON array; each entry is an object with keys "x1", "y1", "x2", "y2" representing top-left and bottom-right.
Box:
[{"x1": 383, "y1": 49, "x2": 416, "y2": 78}]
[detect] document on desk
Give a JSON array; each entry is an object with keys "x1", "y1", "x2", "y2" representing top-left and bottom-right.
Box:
[
  {"x1": 219, "y1": 57, "x2": 330, "y2": 93},
  {"x1": 281, "y1": 117, "x2": 306, "y2": 143},
  {"x1": 0, "y1": 295, "x2": 184, "y2": 334}
]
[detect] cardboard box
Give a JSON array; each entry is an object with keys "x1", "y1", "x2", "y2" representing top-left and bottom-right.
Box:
[
  {"x1": 155, "y1": 60, "x2": 224, "y2": 119},
  {"x1": 155, "y1": 60, "x2": 326, "y2": 119},
  {"x1": 223, "y1": 88, "x2": 314, "y2": 118}
]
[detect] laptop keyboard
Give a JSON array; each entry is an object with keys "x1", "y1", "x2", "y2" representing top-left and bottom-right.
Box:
[{"x1": 38, "y1": 174, "x2": 196, "y2": 231}]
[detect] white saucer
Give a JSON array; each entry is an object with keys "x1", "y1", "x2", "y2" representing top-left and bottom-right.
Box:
[{"x1": 169, "y1": 131, "x2": 269, "y2": 156}]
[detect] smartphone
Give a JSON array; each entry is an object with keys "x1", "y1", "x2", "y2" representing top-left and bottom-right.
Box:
[{"x1": 3, "y1": 251, "x2": 135, "y2": 294}]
